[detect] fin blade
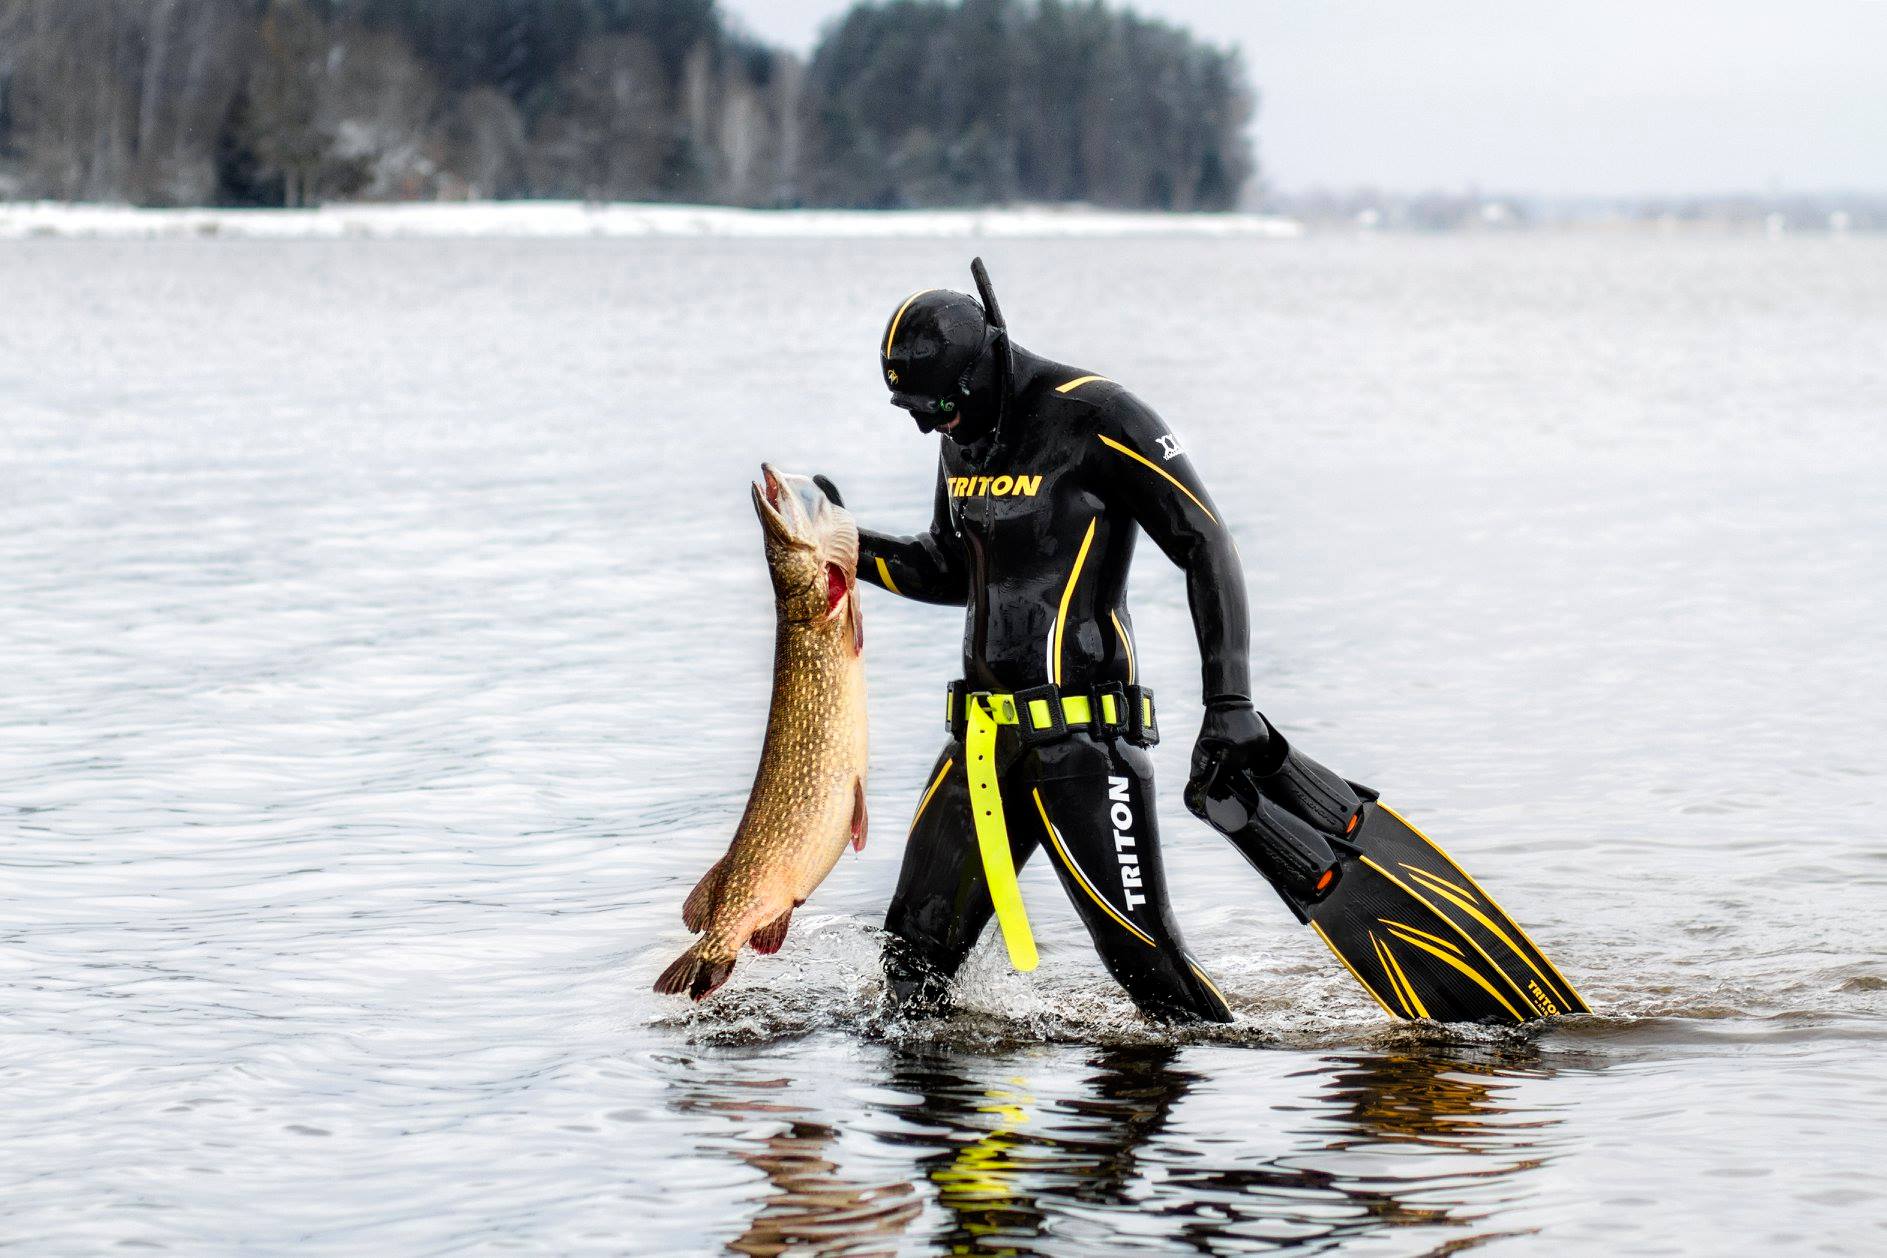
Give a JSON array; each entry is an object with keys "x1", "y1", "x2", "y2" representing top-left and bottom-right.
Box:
[
  {"x1": 851, "y1": 778, "x2": 868, "y2": 852},
  {"x1": 750, "y1": 908, "x2": 792, "y2": 955},
  {"x1": 1308, "y1": 804, "x2": 1588, "y2": 1022}
]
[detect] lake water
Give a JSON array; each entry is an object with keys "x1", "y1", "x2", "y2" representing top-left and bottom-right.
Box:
[{"x1": 2, "y1": 230, "x2": 1883, "y2": 1255}]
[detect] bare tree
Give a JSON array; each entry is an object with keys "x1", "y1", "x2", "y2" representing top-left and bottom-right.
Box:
[
  {"x1": 8, "y1": 0, "x2": 138, "y2": 200},
  {"x1": 529, "y1": 33, "x2": 670, "y2": 202},
  {"x1": 128, "y1": 0, "x2": 250, "y2": 204},
  {"x1": 320, "y1": 27, "x2": 441, "y2": 200},
  {"x1": 236, "y1": 0, "x2": 327, "y2": 207},
  {"x1": 442, "y1": 85, "x2": 526, "y2": 201}
]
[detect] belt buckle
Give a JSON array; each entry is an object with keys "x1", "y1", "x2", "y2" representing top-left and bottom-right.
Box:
[
  {"x1": 1126, "y1": 685, "x2": 1159, "y2": 746},
  {"x1": 1011, "y1": 683, "x2": 1066, "y2": 746},
  {"x1": 981, "y1": 691, "x2": 1018, "y2": 725},
  {"x1": 1091, "y1": 681, "x2": 1128, "y2": 738}
]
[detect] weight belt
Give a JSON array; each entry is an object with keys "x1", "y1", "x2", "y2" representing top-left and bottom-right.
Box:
[{"x1": 948, "y1": 683, "x2": 1159, "y2": 972}]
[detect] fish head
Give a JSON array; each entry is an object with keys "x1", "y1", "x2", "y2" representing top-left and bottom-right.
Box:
[{"x1": 752, "y1": 464, "x2": 862, "y2": 635}]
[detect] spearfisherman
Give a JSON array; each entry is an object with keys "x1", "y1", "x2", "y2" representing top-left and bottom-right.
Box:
[{"x1": 818, "y1": 259, "x2": 1272, "y2": 1024}]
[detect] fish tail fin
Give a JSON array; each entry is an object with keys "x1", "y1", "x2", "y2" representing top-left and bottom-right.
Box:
[
  {"x1": 653, "y1": 944, "x2": 736, "y2": 1001},
  {"x1": 681, "y1": 858, "x2": 726, "y2": 933}
]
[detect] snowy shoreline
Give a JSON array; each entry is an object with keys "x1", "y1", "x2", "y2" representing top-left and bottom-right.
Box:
[{"x1": 0, "y1": 200, "x2": 1302, "y2": 241}]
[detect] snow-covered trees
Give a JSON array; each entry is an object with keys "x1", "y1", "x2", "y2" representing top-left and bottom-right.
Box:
[{"x1": 0, "y1": 0, "x2": 1254, "y2": 211}]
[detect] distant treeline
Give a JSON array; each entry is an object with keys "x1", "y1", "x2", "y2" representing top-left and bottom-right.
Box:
[{"x1": 0, "y1": 0, "x2": 1254, "y2": 210}]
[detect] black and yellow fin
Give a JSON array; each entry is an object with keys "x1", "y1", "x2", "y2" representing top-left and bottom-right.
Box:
[{"x1": 1306, "y1": 804, "x2": 1589, "y2": 1023}]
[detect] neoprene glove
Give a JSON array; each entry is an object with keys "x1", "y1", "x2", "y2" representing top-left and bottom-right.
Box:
[
  {"x1": 812, "y1": 475, "x2": 844, "y2": 507},
  {"x1": 1188, "y1": 696, "x2": 1276, "y2": 801}
]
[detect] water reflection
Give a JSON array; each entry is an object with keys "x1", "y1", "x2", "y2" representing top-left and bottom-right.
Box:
[
  {"x1": 671, "y1": 1074, "x2": 922, "y2": 1256},
  {"x1": 673, "y1": 1042, "x2": 1567, "y2": 1256},
  {"x1": 880, "y1": 1044, "x2": 1563, "y2": 1255},
  {"x1": 884, "y1": 1045, "x2": 1200, "y2": 1252},
  {"x1": 1166, "y1": 1051, "x2": 1563, "y2": 1251}
]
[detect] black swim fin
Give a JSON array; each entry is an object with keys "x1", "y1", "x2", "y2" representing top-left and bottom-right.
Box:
[{"x1": 1187, "y1": 737, "x2": 1589, "y2": 1024}]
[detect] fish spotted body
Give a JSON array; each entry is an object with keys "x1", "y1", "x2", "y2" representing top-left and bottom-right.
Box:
[{"x1": 654, "y1": 465, "x2": 868, "y2": 1001}]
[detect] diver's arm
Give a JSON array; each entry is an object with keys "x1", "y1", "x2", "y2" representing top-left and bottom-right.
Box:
[
  {"x1": 856, "y1": 461, "x2": 969, "y2": 605},
  {"x1": 1096, "y1": 396, "x2": 1276, "y2": 790},
  {"x1": 1097, "y1": 396, "x2": 1251, "y2": 701}
]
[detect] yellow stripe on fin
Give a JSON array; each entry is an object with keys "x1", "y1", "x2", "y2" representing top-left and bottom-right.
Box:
[
  {"x1": 1380, "y1": 803, "x2": 1588, "y2": 1012},
  {"x1": 1402, "y1": 865, "x2": 1570, "y2": 1011},
  {"x1": 1378, "y1": 933, "x2": 1430, "y2": 1019},
  {"x1": 1377, "y1": 917, "x2": 1463, "y2": 956},
  {"x1": 1311, "y1": 920, "x2": 1396, "y2": 1017},
  {"x1": 1360, "y1": 855, "x2": 1535, "y2": 1018},
  {"x1": 1371, "y1": 934, "x2": 1416, "y2": 1017},
  {"x1": 1388, "y1": 927, "x2": 1523, "y2": 1021}
]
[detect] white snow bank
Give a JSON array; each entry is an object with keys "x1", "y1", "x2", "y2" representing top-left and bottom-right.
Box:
[{"x1": 0, "y1": 200, "x2": 1301, "y2": 241}]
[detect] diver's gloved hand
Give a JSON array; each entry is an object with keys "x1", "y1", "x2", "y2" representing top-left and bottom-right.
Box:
[
  {"x1": 1188, "y1": 696, "x2": 1275, "y2": 802},
  {"x1": 812, "y1": 475, "x2": 844, "y2": 507}
]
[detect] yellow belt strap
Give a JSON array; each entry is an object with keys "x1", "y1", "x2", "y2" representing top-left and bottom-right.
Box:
[{"x1": 964, "y1": 695, "x2": 1039, "y2": 972}]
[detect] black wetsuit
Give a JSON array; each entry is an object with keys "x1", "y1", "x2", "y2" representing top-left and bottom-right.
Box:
[{"x1": 860, "y1": 346, "x2": 1250, "y2": 1024}]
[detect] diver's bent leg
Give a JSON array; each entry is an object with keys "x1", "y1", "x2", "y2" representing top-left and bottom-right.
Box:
[
  {"x1": 1023, "y1": 739, "x2": 1232, "y2": 1025},
  {"x1": 882, "y1": 743, "x2": 1038, "y2": 1014}
]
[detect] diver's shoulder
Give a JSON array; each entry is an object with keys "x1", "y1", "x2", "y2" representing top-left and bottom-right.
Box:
[{"x1": 1021, "y1": 356, "x2": 1150, "y2": 419}]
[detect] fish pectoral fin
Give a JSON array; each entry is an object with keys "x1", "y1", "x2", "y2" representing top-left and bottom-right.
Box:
[
  {"x1": 681, "y1": 857, "x2": 726, "y2": 933},
  {"x1": 750, "y1": 907, "x2": 793, "y2": 955},
  {"x1": 851, "y1": 777, "x2": 868, "y2": 852}
]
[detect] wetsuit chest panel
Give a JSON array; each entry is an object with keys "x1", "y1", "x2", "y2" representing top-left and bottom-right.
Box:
[{"x1": 943, "y1": 406, "x2": 1130, "y2": 691}]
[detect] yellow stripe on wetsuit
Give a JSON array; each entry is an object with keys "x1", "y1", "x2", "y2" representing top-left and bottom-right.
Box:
[
  {"x1": 1032, "y1": 789, "x2": 1155, "y2": 948},
  {"x1": 964, "y1": 696, "x2": 1038, "y2": 971},
  {"x1": 873, "y1": 556, "x2": 902, "y2": 595},
  {"x1": 1096, "y1": 434, "x2": 1218, "y2": 525}
]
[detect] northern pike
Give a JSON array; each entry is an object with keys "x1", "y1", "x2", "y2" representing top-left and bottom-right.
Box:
[{"x1": 654, "y1": 465, "x2": 868, "y2": 1001}]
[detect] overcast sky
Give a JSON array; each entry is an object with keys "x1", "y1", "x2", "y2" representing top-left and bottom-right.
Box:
[{"x1": 719, "y1": 0, "x2": 1887, "y2": 197}]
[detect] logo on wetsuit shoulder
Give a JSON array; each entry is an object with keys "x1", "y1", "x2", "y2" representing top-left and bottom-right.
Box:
[
  {"x1": 1155, "y1": 433, "x2": 1185, "y2": 461},
  {"x1": 948, "y1": 474, "x2": 1044, "y2": 498}
]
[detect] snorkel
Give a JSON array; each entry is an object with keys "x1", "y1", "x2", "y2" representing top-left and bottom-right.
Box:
[{"x1": 967, "y1": 256, "x2": 1015, "y2": 457}]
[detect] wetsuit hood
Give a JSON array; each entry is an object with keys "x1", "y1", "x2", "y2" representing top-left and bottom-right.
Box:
[
  {"x1": 880, "y1": 287, "x2": 1001, "y2": 435},
  {"x1": 880, "y1": 259, "x2": 1016, "y2": 445}
]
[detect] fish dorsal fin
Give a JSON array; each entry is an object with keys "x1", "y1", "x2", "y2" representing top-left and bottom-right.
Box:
[
  {"x1": 681, "y1": 857, "x2": 725, "y2": 933},
  {"x1": 852, "y1": 777, "x2": 868, "y2": 852},
  {"x1": 750, "y1": 907, "x2": 793, "y2": 955}
]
